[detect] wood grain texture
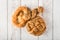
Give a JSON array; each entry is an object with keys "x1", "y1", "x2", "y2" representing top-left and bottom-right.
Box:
[
  {"x1": 39, "y1": 0, "x2": 53, "y2": 40},
  {"x1": 21, "y1": 0, "x2": 38, "y2": 40},
  {"x1": 0, "y1": 0, "x2": 53, "y2": 40},
  {"x1": 54, "y1": 0, "x2": 60, "y2": 40},
  {"x1": 0, "y1": 0, "x2": 7, "y2": 40},
  {"x1": 8, "y1": 0, "x2": 21, "y2": 40}
]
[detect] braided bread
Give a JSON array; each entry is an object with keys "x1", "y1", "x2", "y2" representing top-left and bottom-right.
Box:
[
  {"x1": 26, "y1": 16, "x2": 46, "y2": 36},
  {"x1": 12, "y1": 6, "x2": 31, "y2": 28}
]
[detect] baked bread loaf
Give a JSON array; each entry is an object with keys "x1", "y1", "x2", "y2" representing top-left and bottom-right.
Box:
[
  {"x1": 38, "y1": 7, "x2": 44, "y2": 13},
  {"x1": 31, "y1": 8, "x2": 38, "y2": 19},
  {"x1": 31, "y1": 6, "x2": 44, "y2": 19},
  {"x1": 26, "y1": 16, "x2": 46, "y2": 36},
  {"x1": 12, "y1": 6, "x2": 31, "y2": 28}
]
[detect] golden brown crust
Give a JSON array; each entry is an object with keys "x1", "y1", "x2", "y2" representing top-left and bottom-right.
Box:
[
  {"x1": 12, "y1": 6, "x2": 31, "y2": 28},
  {"x1": 38, "y1": 7, "x2": 44, "y2": 13},
  {"x1": 26, "y1": 16, "x2": 46, "y2": 36},
  {"x1": 31, "y1": 8, "x2": 38, "y2": 19},
  {"x1": 31, "y1": 7, "x2": 44, "y2": 18}
]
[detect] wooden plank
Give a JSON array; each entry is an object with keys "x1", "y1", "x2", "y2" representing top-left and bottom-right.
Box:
[
  {"x1": 8, "y1": 0, "x2": 21, "y2": 40},
  {"x1": 39, "y1": 0, "x2": 53, "y2": 40},
  {"x1": 2, "y1": 0, "x2": 60, "y2": 40},
  {"x1": 0, "y1": 0, "x2": 53, "y2": 40},
  {"x1": 0, "y1": 0, "x2": 7, "y2": 40},
  {"x1": 21, "y1": 0, "x2": 39, "y2": 40},
  {"x1": 54, "y1": 0, "x2": 60, "y2": 40}
]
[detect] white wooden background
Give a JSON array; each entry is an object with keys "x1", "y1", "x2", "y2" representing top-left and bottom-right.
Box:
[{"x1": 0, "y1": 0, "x2": 60, "y2": 40}]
